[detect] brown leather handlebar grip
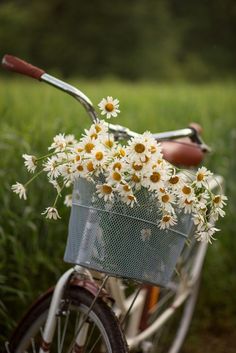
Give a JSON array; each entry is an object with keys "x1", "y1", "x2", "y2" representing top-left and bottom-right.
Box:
[{"x1": 2, "y1": 55, "x2": 45, "y2": 80}]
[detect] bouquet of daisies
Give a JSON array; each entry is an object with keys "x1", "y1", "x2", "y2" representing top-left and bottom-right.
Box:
[{"x1": 12, "y1": 97, "x2": 227, "y2": 243}]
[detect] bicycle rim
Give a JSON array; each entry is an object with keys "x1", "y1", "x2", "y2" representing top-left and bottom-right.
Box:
[{"x1": 9, "y1": 286, "x2": 128, "y2": 353}]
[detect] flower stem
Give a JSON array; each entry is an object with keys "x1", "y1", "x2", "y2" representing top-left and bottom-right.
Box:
[{"x1": 24, "y1": 169, "x2": 44, "y2": 187}]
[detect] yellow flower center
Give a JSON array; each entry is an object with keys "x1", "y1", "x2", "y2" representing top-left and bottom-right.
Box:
[
  {"x1": 85, "y1": 143, "x2": 95, "y2": 153},
  {"x1": 213, "y1": 196, "x2": 221, "y2": 204},
  {"x1": 95, "y1": 151, "x2": 104, "y2": 161},
  {"x1": 197, "y1": 173, "x2": 204, "y2": 181},
  {"x1": 77, "y1": 165, "x2": 84, "y2": 172},
  {"x1": 123, "y1": 185, "x2": 131, "y2": 192},
  {"x1": 149, "y1": 145, "x2": 156, "y2": 154},
  {"x1": 132, "y1": 162, "x2": 143, "y2": 171},
  {"x1": 95, "y1": 124, "x2": 102, "y2": 133},
  {"x1": 90, "y1": 133, "x2": 98, "y2": 139},
  {"x1": 128, "y1": 195, "x2": 135, "y2": 201},
  {"x1": 87, "y1": 161, "x2": 95, "y2": 172},
  {"x1": 113, "y1": 162, "x2": 122, "y2": 170},
  {"x1": 75, "y1": 155, "x2": 81, "y2": 161},
  {"x1": 105, "y1": 103, "x2": 114, "y2": 112},
  {"x1": 162, "y1": 215, "x2": 171, "y2": 222},
  {"x1": 102, "y1": 184, "x2": 112, "y2": 194},
  {"x1": 159, "y1": 188, "x2": 166, "y2": 193},
  {"x1": 184, "y1": 199, "x2": 192, "y2": 205},
  {"x1": 162, "y1": 194, "x2": 170, "y2": 203},
  {"x1": 182, "y1": 186, "x2": 191, "y2": 195},
  {"x1": 150, "y1": 172, "x2": 161, "y2": 183},
  {"x1": 77, "y1": 147, "x2": 83, "y2": 153},
  {"x1": 119, "y1": 148, "x2": 126, "y2": 157},
  {"x1": 169, "y1": 176, "x2": 179, "y2": 185},
  {"x1": 132, "y1": 174, "x2": 140, "y2": 183},
  {"x1": 134, "y1": 143, "x2": 145, "y2": 153},
  {"x1": 105, "y1": 139, "x2": 114, "y2": 148},
  {"x1": 112, "y1": 172, "x2": 121, "y2": 181}
]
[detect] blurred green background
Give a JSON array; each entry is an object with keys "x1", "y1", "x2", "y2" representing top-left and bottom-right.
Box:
[{"x1": 0, "y1": 1, "x2": 236, "y2": 352}]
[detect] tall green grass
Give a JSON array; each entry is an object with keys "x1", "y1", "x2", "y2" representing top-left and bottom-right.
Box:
[{"x1": 0, "y1": 78, "x2": 236, "y2": 351}]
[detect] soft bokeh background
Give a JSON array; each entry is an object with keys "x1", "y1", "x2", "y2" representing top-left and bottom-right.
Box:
[{"x1": 0, "y1": 1, "x2": 236, "y2": 351}]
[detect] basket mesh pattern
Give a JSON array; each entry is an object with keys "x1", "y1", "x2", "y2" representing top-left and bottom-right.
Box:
[{"x1": 64, "y1": 178, "x2": 194, "y2": 286}]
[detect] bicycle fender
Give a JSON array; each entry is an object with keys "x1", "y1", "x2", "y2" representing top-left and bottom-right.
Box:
[{"x1": 69, "y1": 276, "x2": 113, "y2": 304}]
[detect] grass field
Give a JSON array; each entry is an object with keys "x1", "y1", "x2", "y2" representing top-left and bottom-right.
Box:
[{"x1": 0, "y1": 78, "x2": 236, "y2": 351}]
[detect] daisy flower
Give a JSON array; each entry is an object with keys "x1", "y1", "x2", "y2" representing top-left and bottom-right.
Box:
[
  {"x1": 74, "y1": 162, "x2": 88, "y2": 178},
  {"x1": 167, "y1": 173, "x2": 185, "y2": 191},
  {"x1": 85, "y1": 160, "x2": 96, "y2": 174},
  {"x1": 11, "y1": 182, "x2": 27, "y2": 200},
  {"x1": 129, "y1": 173, "x2": 143, "y2": 190},
  {"x1": 118, "y1": 183, "x2": 132, "y2": 197},
  {"x1": 195, "y1": 223, "x2": 219, "y2": 244},
  {"x1": 195, "y1": 166, "x2": 213, "y2": 187},
  {"x1": 65, "y1": 134, "x2": 78, "y2": 147},
  {"x1": 106, "y1": 170, "x2": 123, "y2": 186},
  {"x1": 142, "y1": 168, "x2": 166, "y2": 191},
  {"x1": 103, "y1": 135, "x2": 115, "y2": 150},
  {"x1": 159, "y1": 192, "x2": 175, "y2": 212},
  {"x1": 41, "y1": 207, "x2": 61, "y2": 220},
  {"x1": 60, "y1": 163, "x2": 77, "y2": 183},
  {"x1": 126, "y1": 133, "x2": 155, "y2": 163},
  {"x1": 179, "y1": 184, "x2": 195, "y2": 201},
  {"x1": 113, "y1": 145, "x2": 126, "y2": 159},
  {"x1": 22, "y1": 154, "x2": 37, "y2": 173},
  {"x1": 109, "y1": 159, "x2": 126, "y2": 172},
  {"x1": 159, "y1": 214, "x2": 177, "y2": 230},
  {"x1": 49, "y1": 133, "x2": 67, "y2": 152},
  {"x1": 79, "y1": 135, "x2": 96, "y2": 154},
  {"x1": 209, "y1": 194, "x2": 227, "y2": 220},
  {"x1": 178, "y1": 197, "x2": 196, "y2": 214},
  {"x1": 192, "y1": 213, "x2": 205, "y2": 230},
  {"x1": 96, "y1": 183, "x2": 114, "y2": 202},
  {"x1": 90, "y1": 144, "x2": 108, "y2": 167},
  {"x1": 98, "y1": 96, "x2": 120, "y2": 119},
  {"x1": 121, "y1": 193, "x2": 137, "y2": 207},
  {"x1": 212, "y1": 194, "x2": 227, "y2": 209},
  {"x1": 43, "y1": 156, "x2": 61, "y2": 179}
]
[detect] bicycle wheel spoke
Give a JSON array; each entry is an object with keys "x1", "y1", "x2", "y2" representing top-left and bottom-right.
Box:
[
  {"x1": 82, "y1": 322, "x2": 96, "y2": 352},
  {"x1": 59, "y1": 308, "x2": 71, "y2": 352},
  {"x1": 30, "y1": 338, "x2": 37, "y2": 353}
]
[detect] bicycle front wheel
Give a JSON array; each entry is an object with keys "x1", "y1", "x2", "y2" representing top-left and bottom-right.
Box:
[{"x1": 9, "y1": 286, "x2": 128, "y2": 353}]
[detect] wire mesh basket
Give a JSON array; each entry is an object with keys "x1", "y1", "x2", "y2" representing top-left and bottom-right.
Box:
[{"x1": 64, "y1": 178, "x2": 194, "y2": 286}]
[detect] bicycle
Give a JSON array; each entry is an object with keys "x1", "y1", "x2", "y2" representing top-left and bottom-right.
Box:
[{"x1": 2, "y1": 55, "x2": 225, "y2": 353}]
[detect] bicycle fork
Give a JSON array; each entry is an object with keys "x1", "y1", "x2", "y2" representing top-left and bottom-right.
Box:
[{"x1": 38, "y1": 266, "x2": 108, "y2": 353}]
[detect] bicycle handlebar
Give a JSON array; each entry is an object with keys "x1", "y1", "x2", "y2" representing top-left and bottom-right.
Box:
[
  {"x1": 2, "y1": 54, "x2": 98, "y2": 122},
  {"x1": 2, "y1": 54, "x2": 45, "y2": 80},
  {"x1": 1, "y1": 54, "x2": 210, "y2": 152}
]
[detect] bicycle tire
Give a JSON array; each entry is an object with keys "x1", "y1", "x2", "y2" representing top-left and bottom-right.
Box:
[{"x1": 9, "y1": 286, "x2": 128, "y2": 353}]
